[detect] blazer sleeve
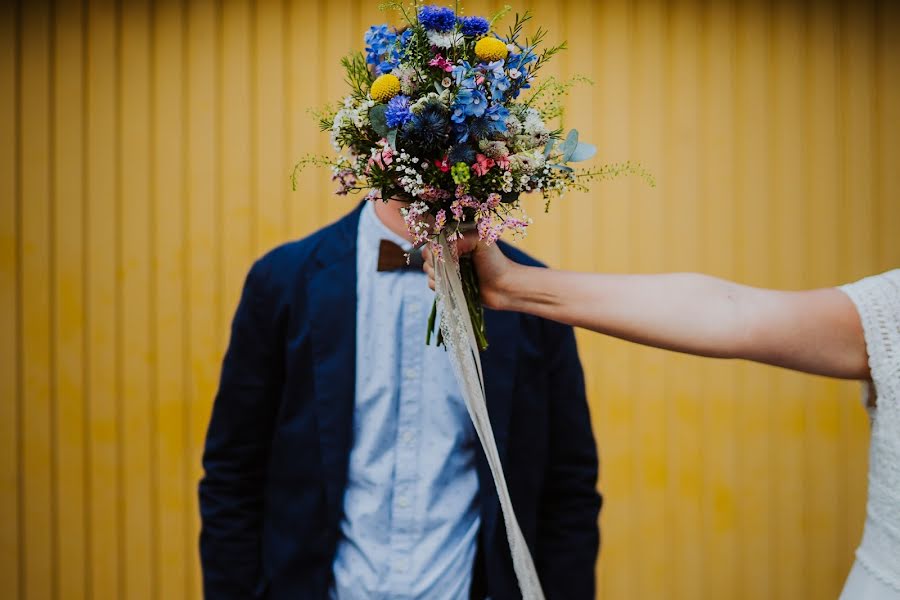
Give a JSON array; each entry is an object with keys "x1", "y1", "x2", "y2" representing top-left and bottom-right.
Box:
[
  {"x1": 199, "y1": 258, "x2": 284, "y2": 598},
  {"x1": 536, "y1": 320, "x2": 602, "y2": 600}
]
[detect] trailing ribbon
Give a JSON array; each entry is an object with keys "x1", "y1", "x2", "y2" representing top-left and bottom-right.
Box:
[{"x1": 432, "y1": 232, "x2": 545, "y2": 600}]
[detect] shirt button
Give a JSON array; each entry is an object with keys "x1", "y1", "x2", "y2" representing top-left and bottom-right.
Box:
[
  {"x1": 404, "y1": 368, "x2": 416, "y2": 380},
  {"x1": 397, "y1": 496, "x2": 409, "y2": 508},
  {"x1": 395, "y1": 559, "x2": 408, "y2": 572},
  {"x1": 401, "y1": 430, "x2": 414, "y2": 444}
]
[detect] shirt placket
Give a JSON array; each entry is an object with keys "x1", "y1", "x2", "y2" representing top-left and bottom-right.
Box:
[{"x1": 387, "y1": 281, "x2": 424, "y2": 594}]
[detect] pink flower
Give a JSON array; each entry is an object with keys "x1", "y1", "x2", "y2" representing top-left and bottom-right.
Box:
[
  {"x1": 433, "y1": 209, "x2": 447, "y2": 234},
  {"x1": 428, "y1": 54, "x2": 454, "y2": 72},
  {"x1": 434, "y1": 155, "x2": 451, "y2": 172},
  {"x1": 367, "y1": 140, "x2": 395, "y2": 171},
  {"x1": 450, "y1": 200, "x2": 464, "y2": 221},
  {"x1": 484, "y1": 193, "x2": 502, "y2": 209},
  {"x1": 495, "y1": 154, "x2": 510, "y2": 170},
  {"x1": 472, "y1": 153, "x2": 495, "y2": 177}
]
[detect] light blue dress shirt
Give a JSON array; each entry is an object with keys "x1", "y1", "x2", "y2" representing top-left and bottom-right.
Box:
[{"x1": 331, "y1": 201, "x2": 481, "y2": 600}]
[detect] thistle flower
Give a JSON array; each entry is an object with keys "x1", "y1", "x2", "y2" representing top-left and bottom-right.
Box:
[
  {"x1": 399, "y1": 101, "x2": 450, "y2": 155},
  {"x1": 448, "y1": 144, "x2": 476, "y2": 165}
]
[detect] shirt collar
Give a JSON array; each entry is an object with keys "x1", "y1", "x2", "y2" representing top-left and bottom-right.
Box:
[{"x1": 359, "y1": 199, "x2": 413, "y2": 253}]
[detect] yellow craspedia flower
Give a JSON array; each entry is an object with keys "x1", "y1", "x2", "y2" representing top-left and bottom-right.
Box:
[
  {"x1": 370, "y1": 74, "x2": 401, "y2": 103},
  {"x1": 474, "y1": 37, "x2": 508, "y2": 62}
]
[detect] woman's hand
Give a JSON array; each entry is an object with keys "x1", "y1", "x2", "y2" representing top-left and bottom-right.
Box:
[{"x1": 422, "y1": 232, "x2": 519, "y2": 311}]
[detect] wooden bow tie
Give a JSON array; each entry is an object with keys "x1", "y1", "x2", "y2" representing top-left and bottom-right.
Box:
[{"x1": 377, "y1": 239, "x2": 425, "y2": 272}]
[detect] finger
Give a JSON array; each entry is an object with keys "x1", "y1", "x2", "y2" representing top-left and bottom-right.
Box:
[{"x1": 457, "y1": 230, "x2": 480, "y2": 255}]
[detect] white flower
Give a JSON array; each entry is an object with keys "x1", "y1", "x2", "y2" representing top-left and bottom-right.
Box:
[
  {"x1": 427, "y1": 30, "x2": 463, "y2": 49},
  {"x1": 508, "y1": 68, "x2": 521, "y2": 80},
  {"x1": 522, "y1": 108, "x2": 545, "y2": 135},
  {"x1": 442, "y1": 77, "x2": 452, "y2": 88}
]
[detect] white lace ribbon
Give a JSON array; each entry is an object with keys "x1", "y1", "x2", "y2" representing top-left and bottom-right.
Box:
[{"x1": 433, "y1": 232, "x2": 545, "y2": 600}]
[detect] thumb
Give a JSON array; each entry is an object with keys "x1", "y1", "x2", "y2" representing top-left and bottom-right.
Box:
[{"x1": 455, "y1": 230, "x2": 481, "y2": 256}]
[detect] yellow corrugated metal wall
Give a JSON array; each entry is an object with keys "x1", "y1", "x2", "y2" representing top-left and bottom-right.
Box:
[{"x1": 2, "y1": 0, "x2": 898, "y2": 598}]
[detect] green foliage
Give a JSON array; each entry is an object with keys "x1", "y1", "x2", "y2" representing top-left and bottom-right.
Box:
[
  {"x1": 505, "y1": 10, "x2": 532, "y2": 45},
  {"x1": 526, "y1": 74, "x2": 593, "y2": 126},
  {"x1": 573, "y1": 162, "x2": 657, "y2": 189},
  {"x1": 290, "y1": 154, "x2": 341, "y2": 191},
  {"x1": 308, "y1": 103, "x2": 338, "y2": 132},
  {"x1": 378, "y1": 0, "x2": 419, "y2": 27},
  {"x1": 489, "y1": 5, "x2": 513, "y2": 27},
  {"x1": 341, "y1": 52, "x2": 373, "y2": 99}
]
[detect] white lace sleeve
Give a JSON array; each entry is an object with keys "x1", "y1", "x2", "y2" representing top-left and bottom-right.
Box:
[
  {"x1": 839, "y1": 269, "x2": 900, "y2": 391},
  {"x1": 838, "y1": 269, "x2": 900, "y2": 591}
]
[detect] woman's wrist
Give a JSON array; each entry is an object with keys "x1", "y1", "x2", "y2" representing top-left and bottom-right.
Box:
[{"x1": 491, "y1": 262, "x2": 534, "y2": 312}]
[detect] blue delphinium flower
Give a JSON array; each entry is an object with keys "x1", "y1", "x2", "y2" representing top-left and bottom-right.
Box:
[
  {"x1": 451, "y1": 86, "x2": 488, "y2": 124},
  {"x1": 365, "y1": 25, "x2": 397, "y2": 74},
  {"x1": 451, "y1": 62, "x2": 470, "y2": 87},
  {"x1": 455, "y1": 101, "x2": 509, "y2": 143},
  {"x1": 386, "y1": 28, "x2": 413, "y2": 70},
  {"x1": 458, "y1": 16, "x2": 490, "y2": 37},
  {"x1": 385, "y1": 95, "x2": 413, "y2": 128},
  {"x1": 483, "y1": 60, "x2": 511, "y2": 101},
  {"x1": 504, "y1": 45, "x2": 537, "y2": 98},
  {"x1": 483, "y1": 103, "x2": 509, "y2": 132},
  {"x1": 419, "y1": 5, "x2": 457, "y2": 32}
]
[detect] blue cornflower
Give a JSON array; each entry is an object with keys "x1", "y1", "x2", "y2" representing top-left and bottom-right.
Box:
[
  {"x1": 419, "y1": 5, "x2": 457, "y2": 32},
  {"x1": 458, "y1": 16, "x2": 490, "y2": 37},
  {"x1": 384, "y1": 95, "x2": 413, "y2": 128},
  {"x1": 365, "y1": 25, "x2": 397, "y2": 72}
]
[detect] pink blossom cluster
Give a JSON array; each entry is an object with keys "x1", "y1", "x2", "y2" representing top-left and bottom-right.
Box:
[{"x1": 331, "y1": 168, "x2": 358, "y2": 196}]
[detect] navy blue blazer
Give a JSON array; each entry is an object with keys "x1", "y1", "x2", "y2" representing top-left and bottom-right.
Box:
[{"x1": 199, "y1": 204, "x2": 601, "y2": 599}]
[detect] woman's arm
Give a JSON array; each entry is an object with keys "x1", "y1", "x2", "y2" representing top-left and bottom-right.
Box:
[{"x1": 425, "y1": 235, "x2": 869, "y2": 380}]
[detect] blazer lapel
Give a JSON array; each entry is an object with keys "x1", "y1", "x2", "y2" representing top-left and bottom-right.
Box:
[
  {"x1": 478, "y1": 307, "x2": 520, "y2": 541},
  {"x1": 307, "y1": 205, "x2": 363, "y2": 519},
  {"x1": 480, "y1": 307, "x2": 521, "y2": 463}
]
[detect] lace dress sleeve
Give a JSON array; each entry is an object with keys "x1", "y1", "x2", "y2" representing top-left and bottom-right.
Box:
[{"x1": 839, "y1": 269, "x2": 900, "y2": 395}]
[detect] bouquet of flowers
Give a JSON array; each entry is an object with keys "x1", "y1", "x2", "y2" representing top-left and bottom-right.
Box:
[{"x1": 293, "y1": 1, "x2": 653, "y2": 351}]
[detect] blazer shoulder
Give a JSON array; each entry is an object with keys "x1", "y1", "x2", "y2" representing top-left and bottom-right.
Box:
[
  {"x1": 250, "y1": 207, "x2": 361, "y2": 288},
  {"x1": 498, "y1": 241, "x2": 546, "y2": 269}
]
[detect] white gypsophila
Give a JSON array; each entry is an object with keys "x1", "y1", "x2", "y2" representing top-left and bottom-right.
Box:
[
  {"x1": 521, "y1": 108, "x2": 546, "y2": 135},
  {"x1": 394, "y1": 152, "x2": 425, "y2": 197},
  {"x1": 400, "y1": 200, "x2": 431, "y2": 242},
  {"x1": 427, "y1": 29, "x2": 463, "y2": 49}
]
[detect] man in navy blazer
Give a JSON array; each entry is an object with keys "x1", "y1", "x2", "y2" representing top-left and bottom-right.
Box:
[{"x1": 199, "y1": 202, "x2": 601, "y2": 599}]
